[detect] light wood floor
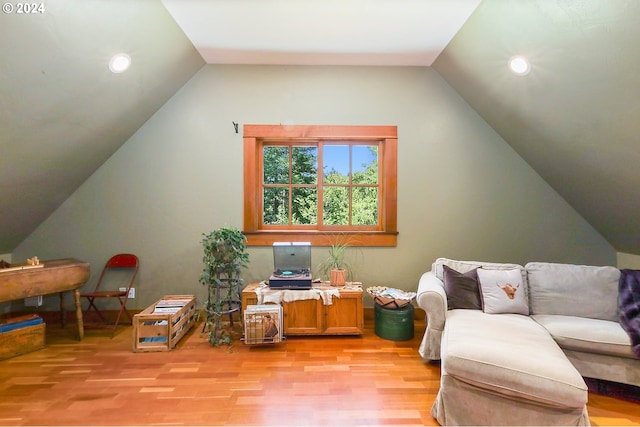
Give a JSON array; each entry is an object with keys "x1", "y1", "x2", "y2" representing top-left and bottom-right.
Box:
[{"x1": 0, "y1": 317, "x2": 639, "y2": 426}]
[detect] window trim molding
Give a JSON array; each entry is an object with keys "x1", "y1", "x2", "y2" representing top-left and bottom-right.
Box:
[{"x1": 243, "y1": 124, "x2": 397, "y2": 247}]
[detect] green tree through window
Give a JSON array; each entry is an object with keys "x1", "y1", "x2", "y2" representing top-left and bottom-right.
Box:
[
  {"x1": 263, "y1": 146, "x2": 318, "y2": 225},
  {"x1": 263, "y1": 143, "x2": 378, "y2": 228}
]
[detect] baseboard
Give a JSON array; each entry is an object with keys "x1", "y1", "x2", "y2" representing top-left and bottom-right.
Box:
[
  {"x1": 7, "y1": 306, "x2": 424, "y2": 326},
  {"x1": 4, "y1": 309, "x2": 143, "y2": 325}
]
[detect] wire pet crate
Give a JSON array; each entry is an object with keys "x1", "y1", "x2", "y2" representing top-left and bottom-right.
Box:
[{"x1": 243, "y1": 304, "x2": 283, "y2": 345}]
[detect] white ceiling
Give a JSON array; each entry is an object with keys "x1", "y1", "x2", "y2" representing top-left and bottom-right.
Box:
[{"x1": 161, "y1": 0, "x2": 481, "y2": 66}]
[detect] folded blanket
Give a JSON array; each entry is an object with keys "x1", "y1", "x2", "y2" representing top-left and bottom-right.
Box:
[
  {"x1": 254, "y1": 282, "x2": 340, "y2": 305},
  {"x1": 619, "y1": 269, "x2": 640, "y2": 357}
]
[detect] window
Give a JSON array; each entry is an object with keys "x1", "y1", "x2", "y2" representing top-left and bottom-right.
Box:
[{"x1": 243, "y1": 125, "x2": 397, "y2": 246}]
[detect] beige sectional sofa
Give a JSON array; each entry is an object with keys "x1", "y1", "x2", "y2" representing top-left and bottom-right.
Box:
[{"x1": 417, "y1": 258, "x2": 640, "y2": 426}]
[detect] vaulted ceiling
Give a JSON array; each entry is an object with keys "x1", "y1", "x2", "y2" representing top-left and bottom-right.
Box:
[{"x1": 1, "y1": 0, "x2": 638, "y2": 255}]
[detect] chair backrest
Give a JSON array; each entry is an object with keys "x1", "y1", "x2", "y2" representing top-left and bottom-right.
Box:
[
  {"x1": 106, "y1": 253, "x2": 139, "y2": 269},
  {"x1": 93, "y1": 254, "x2": 139, "y2": 292}
]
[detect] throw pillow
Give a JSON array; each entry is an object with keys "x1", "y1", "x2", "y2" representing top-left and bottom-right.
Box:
[
  {"x1": 477, "y1": 267, "x2": 529, "y2": 315},
  {"x1": 443, "y1": 265, "x2": 482, "y2": 310}
]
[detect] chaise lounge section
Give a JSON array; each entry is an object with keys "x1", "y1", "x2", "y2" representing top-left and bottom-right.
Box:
[{"x1": 417, "y1": 258, "x2": 640, "y2": 426}]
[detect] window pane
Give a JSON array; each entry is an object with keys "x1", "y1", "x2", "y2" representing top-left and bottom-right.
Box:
[
  {"x1": 352, "y1": 187, "x2": 378, "y2": 225},
  {"x1": 323, "y1": 186, "x2": 349, "y2": 225},
  {"x1": 352, "y1": 145, "x2": 378, "y2": 184},
  {"x1": 292, "y1": 146, "x2": 318, "y2": 184},
  {"x1": 263, "y1": 187, "x2": 289, "y2": 225},
  {"x1": 292, "y1": 187, "x2": 317, "y2": 225},
  {"x1": 263, "y1": 146, "x2": 289, "y2": 184},
  {"x1": 323, "y1": 145, "x2": 349, "y2": 184}
]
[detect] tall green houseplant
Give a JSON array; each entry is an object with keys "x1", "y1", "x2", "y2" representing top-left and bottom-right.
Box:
[{"x1": 199, "y1": 227, "x2": 249, "y2": 346}]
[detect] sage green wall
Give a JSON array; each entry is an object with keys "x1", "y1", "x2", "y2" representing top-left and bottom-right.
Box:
[
  {"x1": 618, "y1": 252, "x2": 640, "y2": 270},
  {"x1": 13, "y1": 65, "x2": 615, "y2": 311}
]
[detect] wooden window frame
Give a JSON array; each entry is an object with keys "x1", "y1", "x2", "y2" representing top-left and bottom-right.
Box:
[{"x1": 243, "y1": 124, "x2": 398, "y2": 247}]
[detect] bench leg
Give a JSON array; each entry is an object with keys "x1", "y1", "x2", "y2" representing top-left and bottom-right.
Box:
[{"x1": 74, "y1": 289, "x2": 84, "y2": 340}]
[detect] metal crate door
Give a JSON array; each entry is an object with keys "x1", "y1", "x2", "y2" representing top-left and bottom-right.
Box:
[{"x1": 243, "y1": 305, "x2": 283, "y2": 345}]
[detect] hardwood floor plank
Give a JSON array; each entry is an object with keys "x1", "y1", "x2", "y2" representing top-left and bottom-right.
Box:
[{"x1": 0, "y1": 318, "x2": 638, "y2": 426}]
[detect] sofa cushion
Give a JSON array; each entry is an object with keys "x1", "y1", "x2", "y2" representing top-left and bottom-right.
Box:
[
  {"x1": 526, "y1": 262, "x2": 620, "y2": 321},
  {"x1": 441, "y1": 310, "x2": 587, "y2": 408},
  {"x1": 443, "y1": 265, "x2": 482, "y2": 310},
  {"x1": 533, "y1": 314, "x2": 638, "y2": 359},
  {"x1": 477, "y1": 268, "x2": 529, "y2": 316},
  {"x1": 477, "y1": 268, "x2": 529, "y2": 315}
]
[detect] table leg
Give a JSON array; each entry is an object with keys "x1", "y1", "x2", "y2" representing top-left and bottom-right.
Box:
[
  {"x1": 74, "y1": 289, "x2": 84, "y2": 340},
  {"x1": 60, "y1": 292, "x2": 67, "y2": 329}
]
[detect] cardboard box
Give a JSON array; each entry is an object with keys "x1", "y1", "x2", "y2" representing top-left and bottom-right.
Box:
[{"x1": 132, "y1": 295, "x2": 197, "y2": 352}]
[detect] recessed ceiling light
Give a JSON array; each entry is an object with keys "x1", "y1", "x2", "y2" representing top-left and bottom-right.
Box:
[
  {"x1": 109, "y1": 53, "x2": 131, "y2": 73},
  {"x1": 508, "y1": 55, "x2": 531, "y2": 76}
]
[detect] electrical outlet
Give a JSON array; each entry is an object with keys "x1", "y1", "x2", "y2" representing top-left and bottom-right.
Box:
[{"x1": 119, "y1": 287, "x2": 135, "y2": 298}]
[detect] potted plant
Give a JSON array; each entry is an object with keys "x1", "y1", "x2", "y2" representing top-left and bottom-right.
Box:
[
  {"x1": 317, "y1": 235, "x2": 353, "y2": 286},
  {"x1": 199, "y1": 227, "x2": 249, "y2": 346}
]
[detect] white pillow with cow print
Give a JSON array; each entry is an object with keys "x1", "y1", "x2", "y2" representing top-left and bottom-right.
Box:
[{"x1": 477, "y1": 267, "x2": 529, "y2": 315}]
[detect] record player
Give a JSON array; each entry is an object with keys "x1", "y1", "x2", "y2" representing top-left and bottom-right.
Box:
[{"x1": 268, "y1": 242, "x2": 312, "y2": 289}]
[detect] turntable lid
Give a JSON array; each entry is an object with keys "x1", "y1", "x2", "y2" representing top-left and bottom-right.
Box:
[{"x1": 273, "y1": 242, "x2": 311, "y2": 273}]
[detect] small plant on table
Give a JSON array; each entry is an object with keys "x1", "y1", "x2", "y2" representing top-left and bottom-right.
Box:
[{"x1": 317, "y1": 234, "x2": 354, "y2": 286}]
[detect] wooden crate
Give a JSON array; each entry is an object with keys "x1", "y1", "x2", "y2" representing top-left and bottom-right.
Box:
[
  {"x1": 132, "y1": 295, "x2": 197, "y2": 352},
  {"x1": 0, "y1": 316, "x2": 45, "y2": 360}
]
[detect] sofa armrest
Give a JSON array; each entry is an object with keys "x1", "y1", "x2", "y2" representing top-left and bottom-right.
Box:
[{"x1": 416, "y1": 271, "x2": 447, "y2": 361}]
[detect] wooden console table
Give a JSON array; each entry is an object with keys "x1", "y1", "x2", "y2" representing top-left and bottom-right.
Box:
[
  {"x1": 0, "y1": 258, "x2": 90, "y2": 340},
  {"x1": 242, "y1": 282, "x2": 363, "y2": 336}
]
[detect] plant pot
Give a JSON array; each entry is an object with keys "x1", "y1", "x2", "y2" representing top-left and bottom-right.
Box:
[{"x1": 330, "y1": 269, "x2": 347, "y2": 287}]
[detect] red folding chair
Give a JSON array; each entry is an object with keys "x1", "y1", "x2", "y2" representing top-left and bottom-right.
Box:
[{"x1": 80, "y1": 254, "x2": 139, "y2": 337}]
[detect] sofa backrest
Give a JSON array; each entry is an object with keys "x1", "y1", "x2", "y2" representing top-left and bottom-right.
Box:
[
  {"x1": 431, "y1": 257, "x2": 527, "y2": 290},
  {"x1": 432, "y1": 257, "x2": 525, "y2": 279},
  {"x1": 525, "y1": 262, "x2": 620, "y2": 321}
]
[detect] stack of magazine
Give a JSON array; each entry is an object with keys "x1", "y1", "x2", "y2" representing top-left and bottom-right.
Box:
[{"x1": 152, "y1": 298, "x2": 192, "y2": 315}]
